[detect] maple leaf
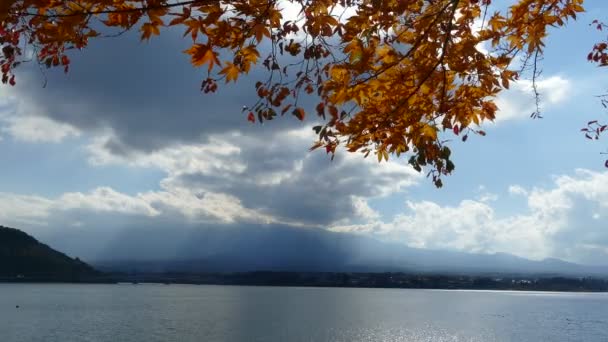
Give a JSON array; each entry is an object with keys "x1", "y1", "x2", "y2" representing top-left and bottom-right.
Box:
[
  {"x1": 220, "y1": 62, "x2": 240, "y2": 83},
  {"x1": 140, "y1": 22, "x2": 160, "y2": 41},
  {"x1": 184, "y1": 44, "x2": 220, "y2": 72},
  {"x1": 252, "y1": 23, "x2": 270, "y2": 43},
  {"x1": 239, "y1": 46, "x2": 259, "y2": 73}
]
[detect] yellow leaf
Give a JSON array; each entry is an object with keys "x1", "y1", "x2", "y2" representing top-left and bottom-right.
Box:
[
  {"x1": 239, "y1": 46, "x2": 260, "y2": 73},
  {"x1": 220, "y1": 62, "x2": 240, "y2": 83}
]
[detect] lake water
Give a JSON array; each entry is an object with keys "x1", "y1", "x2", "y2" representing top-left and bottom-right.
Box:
[{"x1": 1, "y1": 284, "x2": 607, "y2": 341}]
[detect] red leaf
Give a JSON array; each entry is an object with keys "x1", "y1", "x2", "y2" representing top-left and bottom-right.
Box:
[
  {"x1": 292, "y1": 107, "x2": 305, "y2": 121},
  {"x1": 247, "y1": 112, "x2": 255, "y2": 123},
  {"x1": 316, "y1": 102, "x2": 325, "y2": 117},
  {"x1": 453, "y1": 125, "x2": 460, "y2": 135},
  {"x1": 8, "y1": 75, "x2": 15, "y2": 86}
]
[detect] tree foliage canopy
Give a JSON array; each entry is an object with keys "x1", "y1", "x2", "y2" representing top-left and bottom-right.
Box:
[{"x1": 1, "y1": 0, "x2": 604, "y2": 186}]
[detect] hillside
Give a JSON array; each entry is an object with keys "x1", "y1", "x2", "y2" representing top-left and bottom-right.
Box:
[{"x1": 0, "y1": 226, "x2": 98, "y2": 280}]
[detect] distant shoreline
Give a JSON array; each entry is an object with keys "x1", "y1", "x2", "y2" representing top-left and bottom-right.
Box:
[
  {"x1": 2, "y1": 271, "x2": 607, "y2": 292},
  {"x1": 2, "y1": 282, "x2": 607, "y2": 294}
]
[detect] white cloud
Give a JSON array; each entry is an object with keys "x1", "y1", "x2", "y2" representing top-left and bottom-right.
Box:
[
  {"x1": 330, "y1": 169, "x2": 608, "y2": 264},
  {"x1": 58, "y1": 187, "x2": 159, "y2": 216},
  {"x1": 0, "y1": 185, "x2": 276, "y2": 228},
  {"x1": 476, "y1": 185, "x2": 498, "y2": 203},
  {"x1": 0, "y1": 193, "x2": 53, "y2": 226},
  {"x1": 0, "y1": 87, "x2": 81, "y2": 143},
  {"x1": 508, "y1": 185, "x2": 528, "y2": 196},
  {"x1": 351, "y1": 196, "x2": 380, "y2": 220},
  {"x1": 494, "y1": 75, "x2": 571, "y2": 122},
  {"x1": 3, "y1": 115, "x2": 81, "y2": 143},
  {"x1": 140, "y1": 186, "x2": 275, "y2": 224},
  {"x1": 87, "y1": 134, "x2": 245, "y2": 175}
]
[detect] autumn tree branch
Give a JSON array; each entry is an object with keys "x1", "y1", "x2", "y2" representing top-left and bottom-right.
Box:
[{"x1": 11, "y1": 0, "x2": 213, "y2": 18}]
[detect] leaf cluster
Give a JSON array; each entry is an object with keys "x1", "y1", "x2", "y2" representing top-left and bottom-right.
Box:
[{"x1": 0, "y1": 0, "x2": 591, "y2": 185}]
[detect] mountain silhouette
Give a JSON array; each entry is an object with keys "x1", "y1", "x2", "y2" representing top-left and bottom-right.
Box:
[{"x1": 0, "y1": 226, "x2": 97, "y2": 280}]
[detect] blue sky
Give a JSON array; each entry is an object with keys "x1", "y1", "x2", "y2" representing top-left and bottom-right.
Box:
[{"x1": 1, "y1": 0, "x2": 608, "y2": 264}]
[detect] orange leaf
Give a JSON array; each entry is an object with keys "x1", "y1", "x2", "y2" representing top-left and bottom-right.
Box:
[
  {"x1": 140, "y1": 22, "x2": 160, "y2": 41},
  {"x1": 184, "y1": 44, "x2": 220, "y2": 71},
  {"x1": 252, "y1": 23, "x2": 270, "y2": 43},
  {"x1": 220, "y1": 62, "x2": 240, "y2": 83}
]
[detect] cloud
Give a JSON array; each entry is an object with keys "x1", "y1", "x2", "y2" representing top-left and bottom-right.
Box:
[
  {"x1": 0, "y1": 193, "x2": 53, "y2": 226},
  {"x1": 494, "y1": 75, "x2": 571, "y2": 122},
  {"x1": 4, "y1": 29, "x2": 305, "y2": 153},
  {"x1": 476, "y1": 185, "x2": 498, "y2": 203},
  {"x1": 508, "y1": 185, "x2": 528, "y2": 196},
  {"x1": 330, "y1": 169, "x2": 608, "y2": 264},
  {"x1": 58, "y1": 187, "x2": 159, "y2": 216},
  {"x1": 0, "y1": 30, "x2": 425, "y2": 228},
  {"x1": 86, "y1": 126, "x2": 420, "y2": 226},
  {"x1": 0, "y1": 186, "x2": 273, "y2": 228},
  {"x1": 0, "y1": 86, "x2": 80, "y2": 142},
  {"x1": 2, "y1": 115, "x2": 81, "y2": 143},
  {"x1": 0, "y1": 30, "x2": 424, "y2": 237},
  {"x1": 351, "y1": 196, "x2": 380, "y2": 220},
  {"x1": 0, "y1": 125, "x2": 420, "y2": 230},
  {"x1": 139, "y1": 187, "x2": 275, "y2": 224}
]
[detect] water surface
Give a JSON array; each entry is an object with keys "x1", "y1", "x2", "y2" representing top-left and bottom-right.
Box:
[{"x1": 1, "y1": 284, "x2": 607, "y2": 341}]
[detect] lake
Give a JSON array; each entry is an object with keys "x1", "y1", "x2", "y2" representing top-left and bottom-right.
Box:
[{"x1": 1, "y1": 284, "x2": 607, "y2": 341}]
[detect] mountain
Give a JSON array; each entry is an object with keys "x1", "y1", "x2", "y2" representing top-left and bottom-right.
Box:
[
  {"x1": 0, "y1": 226, "x2": 98, "y2": 280},
  {"x1": 65, "y1": 224, "x2": 608, "y2": 277}
]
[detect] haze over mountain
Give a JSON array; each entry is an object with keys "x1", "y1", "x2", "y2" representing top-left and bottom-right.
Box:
[{"x1": 32, "y1": 224, "x2": 608, "y2": 277}]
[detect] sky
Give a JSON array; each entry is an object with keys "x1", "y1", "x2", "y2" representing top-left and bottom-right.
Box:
[{"x1": 1, "y1": 0, "x2": 608, "y2": 265}]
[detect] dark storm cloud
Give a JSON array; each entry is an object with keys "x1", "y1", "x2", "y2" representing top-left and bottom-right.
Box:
[
  {"x1": 166, "y1": 134, "x2": 418, "y2": 225},
  {"x1": 12, "y1": 28, "x2": 311, "y2": 153}
]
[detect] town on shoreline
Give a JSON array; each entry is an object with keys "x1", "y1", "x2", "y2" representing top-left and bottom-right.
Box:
[{"x1": 2, "y1": 271, "x2": 608, "y2": 292}]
